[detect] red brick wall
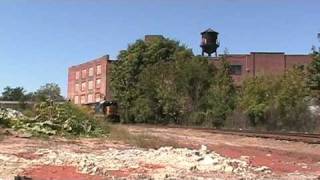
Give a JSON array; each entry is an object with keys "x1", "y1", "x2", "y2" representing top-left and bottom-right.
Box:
[
  {"x1": 67, "y1": 56, "x2": 113, "y2": 104},
  {"x1": 285, "y1": 55, "x2": 312, "y2": 69},
  {"x1": 253, "y1": 53, "x2": 285, "y2": 76},
  {"x1": 219, "y1": 52, "x2": 312, "y2": 84}
]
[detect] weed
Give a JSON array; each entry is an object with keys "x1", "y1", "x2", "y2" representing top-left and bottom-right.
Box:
[{"x1": 108, "y1": 125, "x2": 180, "y2": 149}]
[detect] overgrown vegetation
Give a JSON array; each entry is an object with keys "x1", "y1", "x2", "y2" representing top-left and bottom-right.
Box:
[
  {"x1": 111, "y1": 37, "x2": 236, "y2": 127},
  {"x1": 109, "y1": 125, "x2": 180, "y2": 149},
  {"x1": 2, "y1": 37, "x2": 319, "y2": 134},
  {"x1": 4, "y1": 100, "x2": 107, "y2": 137},
  {"x1": 111, "y1": 36, "x2": 320, "y2": 132},
  {"x1": 239, "y1": 67, "x2": 313, "y2": 131},
  {"x1": 0, "y1": 108, "x2": 11, "y2": 128}
]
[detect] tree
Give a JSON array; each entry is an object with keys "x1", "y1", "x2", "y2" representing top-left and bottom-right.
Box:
[
  {"x1": 110, "y1": 37, "x2": 193, "y2": 123},
  {"x1": 1, "y1": 86, "x2": 26, "y2": 101},
  {"x1": 205, "y1": 58, "x2": 236, "y2": 127},
  {"x1": 240, "y1": 67, "x2": 312, "y2": 131},
  {"x1": 274, "y1": 67, "x2": 312, "y2": 131},
  {"x1": 239, "y1": 76, "x2": 277, "y2": 127},
  {"x1": 34, "y1": 83, "x2": 64, "y2": 101},
  {"x1": 307, "y1": 48, "x2": 320, "y2": 98}
]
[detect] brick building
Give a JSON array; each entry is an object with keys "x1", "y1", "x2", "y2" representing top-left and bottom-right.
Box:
[
  {"x1": 67, "y1": 55, "x2": 113, "y2": 105},
  {"x1": 220, "y1": 52, "x2": 312, "y2": 85},
  {"x1": 67, "y1": 32, "x2": 313, "y2": 105},
  {"x1": 67, "y1": 52, "x2": 312, "y2": 104}
]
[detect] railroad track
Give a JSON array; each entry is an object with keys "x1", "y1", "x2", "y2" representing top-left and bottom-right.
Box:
[
  {"x1": 202, "y1": 129, "x2": 320, "y2": 144},
  {"x1": 134, "y1": 124, "x2": 320, "y2": 144},
  {"x1": 158, "y1": 125, "x2": 320, "y2": 144}
]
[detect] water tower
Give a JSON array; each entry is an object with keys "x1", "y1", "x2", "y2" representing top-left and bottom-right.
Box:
[{"x1": 200, "y1": 28, "x2": 220, "y2": 57}]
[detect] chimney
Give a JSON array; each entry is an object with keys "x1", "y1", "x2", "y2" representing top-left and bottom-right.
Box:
[
  {"x1": 144, "y1": 35, "x2": 164, "y2": 43},
  {"x1": 103, "y1": 54, "x2": 110, "y2": 60}
]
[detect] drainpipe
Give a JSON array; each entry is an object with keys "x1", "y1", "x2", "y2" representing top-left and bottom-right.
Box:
[
  {"x1": 253, "y1": 53, "x2": 256, "y2": 77},
  {"x1": 284, "y1": 55, "x2": 287, "y2": 72}
]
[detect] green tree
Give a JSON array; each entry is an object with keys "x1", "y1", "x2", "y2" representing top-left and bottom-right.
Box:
[
  {"x1": 34, "y1": 83, "x2": 64, "y2": 101},
  {"x1": 240, "y1": 67, "x2": 312, "y2": 131},
  {"x1": 110, "y1": 37, "x2": 193, "y2": 123},
  {"x1": 1, "y1": 86, "x2": 26, "y2": 101},
  {"x1": 307, "y1": 48, "x2": 320, "y2": 98},
  {"x1": 273, "y1": 67, "x2": 312, "y2": 131},
  {"x1": 239, "y1": 76, "x2": 278, "y2": 127},
  {"x1": 206, "y1": 58, "x2": 236, "y2": 127}
]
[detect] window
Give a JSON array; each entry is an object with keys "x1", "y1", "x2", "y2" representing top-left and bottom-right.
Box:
[
  {"x1": 80, "y1": 95, "x2": 86, "y2": 104},
  {"x1": 95, "y1": 93, "x2": 101, "y2": 102},
  {"x1": 88, "y1": 80, "x2": 93, "y2": 90},
  {"x1": 75, "y1": 71, "x2": 80, "y2": 80},
  {"x1": 230, "y1": 65, "x2": 242, "y2": 75},
  {"x1": 96, "y1": 65, "x2": 102, "y2": 75},
  {"x1": 89, "y1": 67, "x2": 94, "y2": 77},
  {"x1": 75, "y1": 83, "x2": 80, "y2": 92},
  {"x1": 81, "y1": 69, "x2": 87, "y2": 79},
  {"x1": 87, "y1": 94, "x2": 93, "y2": 103},
  {"x1": 74, "y1": 96, "x2": 79, "y2": 104},
  {"x1": 96, "y1": 78, "x2": 101, "y2": 88},
  {"x1": 81, "y1": 82, "x2": 86, "y2": 91}
]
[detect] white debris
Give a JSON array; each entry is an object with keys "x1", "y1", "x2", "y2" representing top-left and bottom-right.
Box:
[
  {"x1": 0, "y1": 108, "x2": 25, "y2": 120},
  {"x1": 0, "y1": 145, "x2": 273, "y2": 179}
]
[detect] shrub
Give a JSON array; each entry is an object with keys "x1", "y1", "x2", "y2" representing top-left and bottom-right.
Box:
[
  {"x1": 0, "y1": 108, "x2": 11, "y2": 127},
  {"x1": 239, "y1": 67, "x2": 314, "y2": 132},
  {"x1": 11, "y1": 100, "x2": 107, "y2": 136}
]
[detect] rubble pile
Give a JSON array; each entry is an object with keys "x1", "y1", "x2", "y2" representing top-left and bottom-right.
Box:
[
  {"x1": 0, "y1": 145, "x2": 272, "y2": 179},
  {"x1": 0, "y1": 108, "x2": 25, "y2": 120}
]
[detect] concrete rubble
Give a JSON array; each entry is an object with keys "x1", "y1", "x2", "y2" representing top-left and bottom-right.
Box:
[
  {"x1": 0, "y1": 108, "x2": 25, "y2": 120},
  {"x1": 0, "y1": 145, "x2": 275, "y2": 179}
]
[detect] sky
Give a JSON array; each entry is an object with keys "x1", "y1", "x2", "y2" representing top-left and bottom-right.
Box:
[{"x1": 0, "y1": 0, "x2": 319, "y2": 96}]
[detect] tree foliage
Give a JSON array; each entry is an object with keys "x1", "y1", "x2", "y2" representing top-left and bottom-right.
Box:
[
  {"x1": 111, "y1": 37, "x2": 236, "y2": 126},
  {"x1": 1, "y1": 86, "x2": 26, "y2": 101},
  {"x1": 0, "y1": 83, "x2": 64, "y2": 103},
  {"x1": 33, "y1": 83, "x2": 64, "y2": 101},
  {"x1": 307, "y1": 48, "x2": 320, "y2": 97},
  {"x1": 110, "y1": 37, "x2": 193, "y2": 123},
  {"x1": 239, "y1": 67, "x2": 313, "y2": 131},
  {"x1": 206, "y1": 58, "x2": 236, "y2": 127}
]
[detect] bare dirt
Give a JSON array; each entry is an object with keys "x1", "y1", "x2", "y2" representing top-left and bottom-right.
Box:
[
  {"x1": 126, "y1": 125, "x2": 320, "y2": 177},
  {"x1": 1, "y1": 125, "x2": 320, "y2": 180}
]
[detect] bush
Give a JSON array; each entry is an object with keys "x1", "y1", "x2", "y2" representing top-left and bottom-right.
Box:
[
  {"x1": 239, "y1": 67, "x2": 314, "y2": 132},
  {"x1": 11, "y1": 100, "x2": 107, "y2": 136},
  {"x1": 0, "y1": 108, "x2": 11, "y2": 127}
]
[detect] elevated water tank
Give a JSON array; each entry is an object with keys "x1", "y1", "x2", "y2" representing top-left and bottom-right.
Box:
[{"x1": 200, "y1": 28, "x2": 219, "y2": 57}]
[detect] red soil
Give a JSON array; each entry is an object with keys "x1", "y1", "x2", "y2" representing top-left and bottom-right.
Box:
[
  {"x1": 15, "y1": 152, "x2": 43, "y2": 160},
  {"x1": 208, "y1": 144, "x2": 320, "y2": 174},
  {"x1": 106, "y1": 163, "x2": 165, "y2": 178},
  {"x1": 21, "y1": 166, "x2": 104, "y2": 180},
  {"x1": 21, "y1": 163, "x2": 165, "y2": 179}
]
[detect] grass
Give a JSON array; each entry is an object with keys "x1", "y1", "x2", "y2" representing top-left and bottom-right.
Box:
[{"x1": 108, "y1": 125, "x2": 180, "y2": 149}]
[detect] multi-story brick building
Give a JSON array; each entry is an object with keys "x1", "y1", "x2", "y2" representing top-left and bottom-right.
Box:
[
  {"x1": 67, "y1": 55, "x2": 113, "y2": 105},
  {"x1": 67, "y1": 33, "x2": 313, "y2": 105},
  {"x1": 68, "y1": 52, "x2": 312, "y2": 104},
  {"x1": 221, "y1": 52, "x2": 312, "y2": 85}
]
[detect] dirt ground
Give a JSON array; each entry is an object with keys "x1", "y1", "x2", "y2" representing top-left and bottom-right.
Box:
[
  {"x1": 0, "y1": 125, "x2": 320, "y2": 180},
  {"x1": 126, "y1": 125, "x2": 320, "y2": 176}
]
